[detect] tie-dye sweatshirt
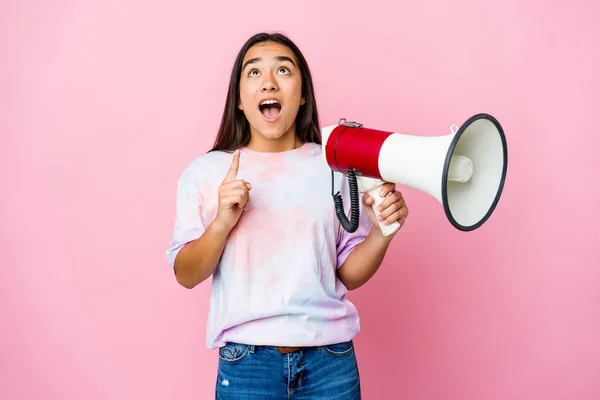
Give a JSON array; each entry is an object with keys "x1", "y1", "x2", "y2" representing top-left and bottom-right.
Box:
[{"x1": 166, "y1": 142, "x2": 372, "y2": 350}]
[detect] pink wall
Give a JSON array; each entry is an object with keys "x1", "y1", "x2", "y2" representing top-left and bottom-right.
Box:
[{"x1": 2, "y1": 0, "x2": 599, "y2": 399}]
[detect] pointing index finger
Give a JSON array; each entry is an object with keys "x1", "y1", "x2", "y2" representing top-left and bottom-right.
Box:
[{"x1": 224, "y1": 150, "x2": 240, "y2": 182}]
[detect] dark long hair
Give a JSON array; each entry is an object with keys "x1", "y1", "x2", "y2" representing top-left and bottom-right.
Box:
[{"x1": 210, "y1": 32, "x2": 321, "y2": 152}]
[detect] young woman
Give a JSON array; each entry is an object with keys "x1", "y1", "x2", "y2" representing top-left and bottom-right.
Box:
[{"x1": 166, "y1": 32, "x2": 409, "y2": 399}]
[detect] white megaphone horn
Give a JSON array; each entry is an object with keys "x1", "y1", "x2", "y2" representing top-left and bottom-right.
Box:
[{"x1": 322, "y1": 113, "x2": 508, "y2": 236}]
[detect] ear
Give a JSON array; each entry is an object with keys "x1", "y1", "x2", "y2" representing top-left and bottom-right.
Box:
[
  {"x1": 238, "y1": 100, "x2": 243, "y2": 110},
  {"x1": 300, "y1": 97, "x2": 306, "y2": 106}
]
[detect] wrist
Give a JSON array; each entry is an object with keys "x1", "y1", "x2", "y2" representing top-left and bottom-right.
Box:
[
  {"x1": 368, "y1": 225, "x2": 396, "y2": 244},
  {"x1": 209, "y1": 217, "x2": 234, "y2": 237}
]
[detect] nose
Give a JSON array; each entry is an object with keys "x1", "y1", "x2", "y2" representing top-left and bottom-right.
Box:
[
  {"x1": 260, "y1": 74, "x2": 278, "y2": 92},
  {"x1": 261, "y1": 83, "x2": 277, "y2": 92}
]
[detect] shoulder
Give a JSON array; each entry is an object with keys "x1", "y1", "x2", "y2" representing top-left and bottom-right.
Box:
[
  {"x1": 304, "y1": 142, "x2": 323, "y2": 156},
  {"x1": 177, "y1": 150, "x2": 232, "y2": 190},
  {"x1": 290, "y1": 142, "x2": 324, "y2": 161}
]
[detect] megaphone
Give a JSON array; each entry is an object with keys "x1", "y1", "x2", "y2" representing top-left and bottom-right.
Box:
[{"x1": 322, "y1": 113, "x2": 508, "y2": 236}]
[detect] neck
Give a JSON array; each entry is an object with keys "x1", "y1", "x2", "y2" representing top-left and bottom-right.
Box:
[{"x1": 246, "y1": 130, "x2": 302, "y2": 153}]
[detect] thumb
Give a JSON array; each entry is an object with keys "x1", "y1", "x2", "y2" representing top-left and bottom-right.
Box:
[{"x1": 224, "y1": 150, "x2": 240, "y2": 182}]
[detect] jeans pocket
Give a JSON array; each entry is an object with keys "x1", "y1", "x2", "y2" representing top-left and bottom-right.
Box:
[
  {"x1": 323, "y1": 340, "x2": 354, "y2": 357},
  {"x1": 218, "y1": 342, "x2": 251, "y2": 364}
]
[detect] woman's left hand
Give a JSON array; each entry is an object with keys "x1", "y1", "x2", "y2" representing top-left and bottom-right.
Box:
[{"x1": 362, "y1": 182, "x2": 409, "y2": 234}]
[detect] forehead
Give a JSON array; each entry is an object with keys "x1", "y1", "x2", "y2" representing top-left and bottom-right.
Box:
[{"x1": 242, "y1": 41, "x2": 297, "y2": 65}]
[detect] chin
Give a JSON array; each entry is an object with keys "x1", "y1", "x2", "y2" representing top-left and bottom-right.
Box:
[
  {"x1": 261, "y1": 128, "x2": 289, "y2": 140},
  {"x1": 252, "y1": 119, "x2": 294, "y2": 140}
]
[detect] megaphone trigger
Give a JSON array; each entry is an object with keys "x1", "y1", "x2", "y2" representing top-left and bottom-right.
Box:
[{"x1": 356, "y1": 175, "x2": 402, "y2": 236}]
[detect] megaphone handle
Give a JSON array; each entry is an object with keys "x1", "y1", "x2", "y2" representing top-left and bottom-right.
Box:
[{"x1": 364, "y1": 185, "x2": 401, "y2": 237}]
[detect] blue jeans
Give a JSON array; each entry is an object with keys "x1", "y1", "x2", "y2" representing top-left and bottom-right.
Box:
[{"x1": 215, "y1": 341, "x2": 361, "y2": 399}]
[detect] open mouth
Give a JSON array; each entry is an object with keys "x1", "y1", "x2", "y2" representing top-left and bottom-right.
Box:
[{"x1": 259, "y1": 99, "x2": 281, "y2": 121}]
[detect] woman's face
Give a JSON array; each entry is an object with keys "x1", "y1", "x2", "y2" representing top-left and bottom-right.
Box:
[{"x1": 238, "y1": 41, "x2": 306, "y2": 148}]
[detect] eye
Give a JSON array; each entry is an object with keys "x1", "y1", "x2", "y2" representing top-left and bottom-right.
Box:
[
  {"x1": 277, "y1": 67, "x2": 290, "y2": 75},
  {"x1": 248, "y1": 69, "x2": 260, "y2": 77}
]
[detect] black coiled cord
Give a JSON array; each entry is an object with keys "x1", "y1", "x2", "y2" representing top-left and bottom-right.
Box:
[{"x1": 332, "y1": 168, "x2": 360, "y2": 233}]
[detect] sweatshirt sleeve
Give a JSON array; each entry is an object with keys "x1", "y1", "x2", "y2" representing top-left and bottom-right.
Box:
[{"x1": 165, "y1": 168, "x2": 206, "y2": 274}]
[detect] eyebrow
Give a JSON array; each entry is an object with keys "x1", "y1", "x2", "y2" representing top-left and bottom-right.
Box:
[{"x1": 242, "y1": 56, "x2": 296, "y2": 71}]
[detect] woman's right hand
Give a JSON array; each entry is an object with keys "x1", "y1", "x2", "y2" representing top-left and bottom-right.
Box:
[{"x1": 213, "y1": 150, "x2": 251, "y2": 233}]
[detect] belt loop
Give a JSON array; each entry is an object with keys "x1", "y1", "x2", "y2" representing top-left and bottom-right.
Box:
[{"x1": 249, "y1": 345, "x2": 255, "y2": 353}]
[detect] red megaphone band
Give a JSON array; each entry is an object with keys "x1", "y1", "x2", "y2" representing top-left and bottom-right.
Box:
[{"x1": 325, "y1": 123, "x2": 393, "y2": 180}]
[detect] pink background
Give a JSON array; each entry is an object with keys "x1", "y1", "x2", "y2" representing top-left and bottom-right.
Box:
[{"x1": 2, "y1": 0, "x2": 599, "y2": 399}]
